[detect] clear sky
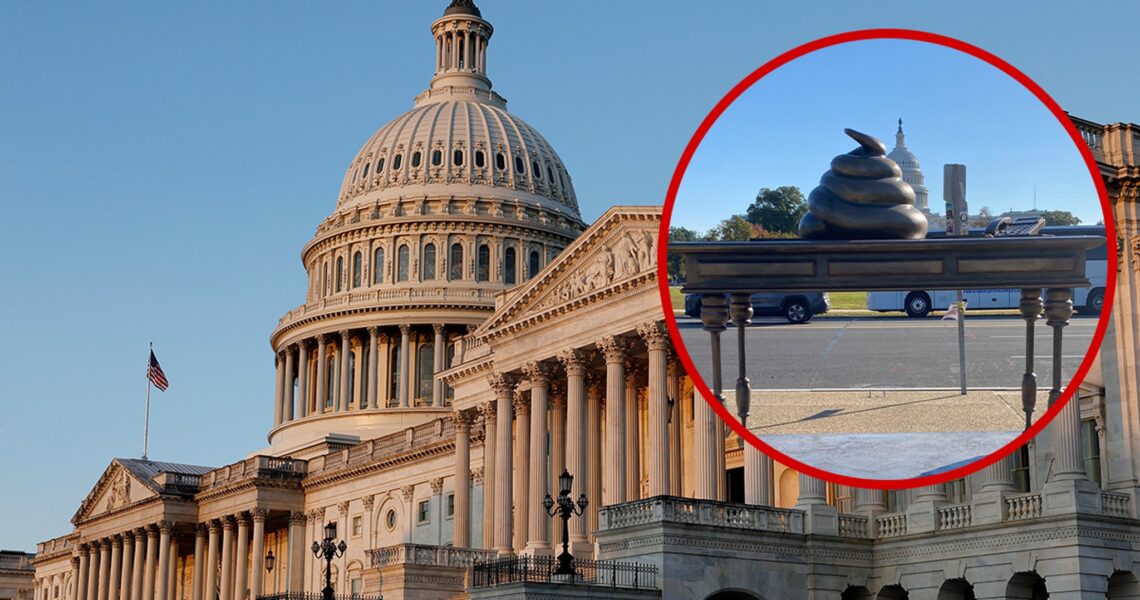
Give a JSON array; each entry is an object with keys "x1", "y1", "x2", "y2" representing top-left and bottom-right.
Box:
[
  {"x1": 1, "y1": 1, "x2": 1138, "y2": 551},
  {"x1": 675, "y1": 39, "x2": 1103, "y2": 233}
]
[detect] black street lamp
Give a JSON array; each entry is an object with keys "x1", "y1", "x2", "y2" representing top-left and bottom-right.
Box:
[
  {"x1": 543, "y1": 469, "x2": 589, "y2": 576},
  {"x1": 311, "y1": 522, "x2": 346, "y2": 600},
  {"x1": 264, "y1": 551, "x2": 276, "y2": 596}
]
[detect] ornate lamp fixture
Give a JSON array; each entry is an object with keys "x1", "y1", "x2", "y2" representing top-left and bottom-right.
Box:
[
  {"x1": 543, "y1": 469, "x2": 589, "y2": 576},
  {"x1": 311, "y1": 522, "x2": 346, "y2": 600}
]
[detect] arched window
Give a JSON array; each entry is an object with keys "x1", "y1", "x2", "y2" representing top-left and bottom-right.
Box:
[
  {"x1": 532, "y1": 161, "x2": 541, "y2": 178},
  {"x1": 547, "y1": 165, "x2": 554, "y2": 181},
  {"x1": 388, "y1": 345, "x2": 401, "y2": 406},
  {"x1": 335, "y1": 256, "x2": 344, "y2": 292},
  {"x1": 432, "y1": 149, "x2": 442, "y2": 166},
  {"x1": 477, "y1": 244, "x2": 490, "y2": 282},
  {"x1": 496, "y1": 153, "x2": 506, "y2": 170},
  {"x1": 515, "y1": 156, "x2": 525, "y2": 174},
  {"x1": 348, "y1": 350, "x2": 356, "y2": 408},
  {"x1": 321, "y1": 262, "x2": 328, "y2": 298},
  {"x1": 504, "y1": 247, "x2": 517, "y2": 285},
  {"x1": 449, "y1": 243, "x2": 463, "y2": 280},
  {"x1": 376, "y1": 157, "x2": 385, "y2": 172},
  {"x1": 411, "y1": 151, "x2": 422, "y2": 168},
  {"x1": 326, "y1": 354, "x2": 337, "y2": 409},
  {"x1": 453, "y1": 150, "x2": 464, "y2": 166},
  {"x1": 416, "y1": 343, "x2": 434, "y2": 403},
  {"x1": 352, "y1": 251, "x2": 362, "y2": 288},
  {"x1": 422, "y1": 243, "x2": 437, "y2": 280},
  {"x1": 529, "y1": 250, "x2": 540, "y2": 279},
  {"x1": 397, "y1": 245, "x2": 410, "y2": 282},
  {"x1": 475, "y1": 150, "x2": 485, "y2": 168},
  {"x1": 363, "y1": 163, "x2": 370, "y2": 177},
  {"x1": 392, "y1": 154, "x2": 402, "y2": 170},
  {"x1": 373, "y1": 247, "x2": 384, "y2": 284}
]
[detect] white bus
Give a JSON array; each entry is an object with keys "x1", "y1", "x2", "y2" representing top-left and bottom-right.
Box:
[{"x1": 866, "y1": 226, "x2": 1108, "y2": 317}]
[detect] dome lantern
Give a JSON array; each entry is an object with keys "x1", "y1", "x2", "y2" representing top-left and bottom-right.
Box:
[{"x1": 428, "y1": 0, "x2": 494, "y2": 95}]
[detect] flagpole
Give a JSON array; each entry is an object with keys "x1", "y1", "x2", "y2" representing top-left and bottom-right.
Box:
[{"x1": 143, "y1": 342, "x2": 152, "y2": 460}]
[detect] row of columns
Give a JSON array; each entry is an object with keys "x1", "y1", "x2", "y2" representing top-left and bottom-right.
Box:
[
  {"x1": 73, "y1": 524, "x2": 172, "y2": 600},
  {"x1": 274, "y1": 325, "x2": 461, "y2": 427},
  {"x1": 435, "y1": 24, "x2": 487, "y2": 75},
  {"x1": 451, "y1": 321, "x2": 689, "y2": 556}
]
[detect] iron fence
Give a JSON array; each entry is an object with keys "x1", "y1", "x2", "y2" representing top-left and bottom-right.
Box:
[
  {"x1": 256, "y1": 593, "x2": 379, "y2": 600},
  {"x1": 471, "y1": 555, "x2": 657, "y2": 589}
]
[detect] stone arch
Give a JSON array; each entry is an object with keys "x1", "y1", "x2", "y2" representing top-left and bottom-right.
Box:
[
  {"x1": 878, "y1": 585, "x2": 909, "y2": 599},
  {"x1": 1108, "y1": 571, "x2": 1140, "y2": 599},
  {"x1": 778, "y1": 468, "x2": 799, "y2": 508},
  {"x1": 1006, "y1": 572, "x2": 1048, "y2": 599},
  {"x1": 938, "y1": 578, "x2": 976, "y2": 600},
  {"x1": 842, "y1": 586, "x2": 873, "y2": 600},
  {"x1": 373, "y1": 492, "x2": 407, "y2": 549},
  {"x1": 705, "y1": 590, "x2": 764, "y2": 600}
]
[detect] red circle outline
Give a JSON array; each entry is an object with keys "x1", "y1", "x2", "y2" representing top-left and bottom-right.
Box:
[{"x1": 656, "y1": 28, "x2": 1118, "y2": 490}]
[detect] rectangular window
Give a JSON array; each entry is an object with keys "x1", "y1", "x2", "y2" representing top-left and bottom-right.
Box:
[
  {"x1": 1011, "y1": 444, "x2": 1031, "y2": 493},
  {"x1": 418, "y1": 499, "x2": 430, "y2": 523},
  {"x1": 352, "y1": 515, "x2": 363, "y2": 537},
  {"x1": 1081, "y1": 418, "x2": 1102, "y2": 486},
  {"x1": 350, "y1": 578, "x2": 362, "y2": 599},
  {"x1": 946, "y1": 478, "x2": 967, "y2": 504},
  {"x1": 447, "y1": 493, "x2": 455, "y2": 518}
]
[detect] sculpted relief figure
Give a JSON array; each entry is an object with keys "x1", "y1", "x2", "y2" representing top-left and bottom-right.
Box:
[{"x1": 106, "y1": 471, "x2": 130, "y2": 511}]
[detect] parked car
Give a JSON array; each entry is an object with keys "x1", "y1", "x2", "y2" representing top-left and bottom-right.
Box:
[{"x1": 683, "y1": 292, "x2": 830, "y2": 324}]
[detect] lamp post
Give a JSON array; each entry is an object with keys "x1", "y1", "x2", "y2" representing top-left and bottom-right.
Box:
[
  {"x1": 543, "y1": 469, "x2": 588, "y2": 576},
  {"x1": 264, "y1": 551, "x2": 275, "y2": 596},
  {"x1": 311, "y1": 523, "x2": 346, "y2": 600}
]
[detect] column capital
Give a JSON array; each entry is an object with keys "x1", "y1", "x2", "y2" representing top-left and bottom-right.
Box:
[
  {"x1": 234, "y1": 511, "x2": 250, "y2": 526},
  {"x1": 513, "y1": 391, "x2": 531, "y2": 416},
  {"x1": 399, "y1": 324, "x2": 411, "y2": 336},
  {"x1": 367, "y1": 326, "x2": 380, "y2": 338},
  {"x1": 338, "y1": 329, "x2": 350, "y2": 340},
  {"x1": 289, "y1": 511, "x2": 307, "y2": 526},
  {"x1": 430, "y1": 478, "x2": 444, "y2": 495},
  {"x1": 637, "y1": 321, "x2": 670, "y2": 351},
  {"x1": 625, "y1": 360, "x2": 645, "y2": 383},
  {"x1": 479, "y1": 400, "x2": 497, "y2": 422},
  {"x1": 433, "y1": 323, "x2": 445, "y2": 336},
  {"x1": 453, "y1": 409, "x2": 475, "y2": 430},
  {"x1": 316, "y1": 332, "x2": 327, "y2": 344},
  {"x1": 558, "y1": 349, "x2": 587, "y2": 374},
  {"x1": 597, "y1": 336, "x2": 627, "y2": 364},
  {"x1": 472, "y1": 466, "x2": 485, "y2": 486},
  {"x1": 195, "y1": 523, "x2": 208, "y2": 537},
  {"x1": 206, "y1": 520, "x2": 221, "y2": 535},
  {"x1": 361, "y1": 495, "x2": 375, "y2": 511},
  {"x1": 399, "y1": 484, "x2": 416, "y2": 500},
  {"x1": 337, "y1": 501, "x2": 350, "y2": 516},
  {"x1": 487, "y1": 372, "x2": 518, "y2": 397},
  {"x1": 522, "y1": 361, "x2": 552, "y2": 385},
  {"x1": 306, "y1": 508, "x2": 325, "y2": 523},
  {"x1": 251, "y1": 508, "x2": 268, "y2": 523},
  {"x1": 157, "y1": 520, "x2": 173, "y2": 535},
  {"x1": 121, "y1": 530, "x2": 135, "y2": 543},
  {"x1": 220, "y1": 516, "x2": 236, "y2": 531},
  {"x1": 110, "y1": 535, "x2": 122, "y2": 548},
  {"x1": 146, "y1": 525, "x2": 159, "y2": 539},
  {"x1": 551, "y1": 382, "x2": 567, "y2": 409}
]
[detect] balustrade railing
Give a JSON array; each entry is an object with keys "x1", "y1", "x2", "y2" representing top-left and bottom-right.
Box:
[
  {"x1": 838, "y1": 514, "x2": 869, "y2": 538},
  {"x1": 1101, "y1": 491, "x2": 1131, "y2": 518},
  {"x1": 876, "y1": 513, "x2": 907, "y2": 538},
  {"x1": 471, "y1": 556, "x2": 657, "y2": 590},
  {"x1": 368, "y1": 544, "x2": 497, "y2": 568},
  {"x1": 277, "y1": 286, "x2": 498, "y2": 328},
  {"x1": 1006, "y1": 492, "x2": 1043, "y2": 521},
  {"x1": 257, "y1": 593, "x2": 378, "y2": 600},
  {"x1": 938, "y1": 503, "x2": 972, "y2": 530},
  {"x1": 598, "y1": 496, "x2": 804, "y2": 534},
  {"x1": 198, "y1": 455, "x2": 307, "y2": 490},
  {"x1": 306, "y1": 417, "x2": 457, "y2": 478},
  {"x1": 0, "y1": 553, "x2": 34, "y2": 571}
]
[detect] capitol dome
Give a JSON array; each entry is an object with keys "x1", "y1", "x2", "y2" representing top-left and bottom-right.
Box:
[
  {"x1": 887, "y1": 119, "x2": 929, "y2": 211},
  {"x1": 266, "y1": 0, "x2": 586, "y2": 454}
]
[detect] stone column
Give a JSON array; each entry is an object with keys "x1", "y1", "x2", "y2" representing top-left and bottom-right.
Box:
[
  {"x1": 551, "y1": 384, "x2": 566, "y2": 494},
  {"x1": 795, "y1": 474, "x2": 838, "y2": 535},
  {"x1": 315, "y1": 335, "x2": 328, "y2": 413},
  {"x1": 248, "y1": 511, "x2": 265, "y2": 600},
  {"x1": 203, "y1": 523, "x2": 219, "y2": 600},
  {"x1": 273, "y1": 353, "x2": 284, "y2": 427},
  {"x1": 367, "y1": 328, "x2": 379, "y2": 409},
  {"x1": 586, "y1": 376, "x2": 603, "y2": 544},
  {"x1": 558, "y1": 350, "x2": 589, "y2": 553},
  {"x1": 76, "y1": 546, "x2": 90, "y2": 600},
  {"x1": 96, "y1": 538, "x2": 110, "y2": 600},
  {"x1": 118, "y1": 534, "x2": 132, "y2": 600},
  {"x1": 854, "y1": 488, "x2": 887, "y2": 537},
  {"x1": 624, "y1": 364, "x2": 642, "y2": 500},
  {"x1": 338, "y1": 330, "x2": 351, "y2": 411},
  {"x1": 107, "y1": 537, "x2": 121, "y2": 600},
  {"x1": 453, "y1": 411, "x2": 474, "y2": 548},
  {"x1": 523, "y1": 362, "x2": 551, "y2": 555},
  {"x1": 129, "y1": 532, "x2": 144, "y2": 600},
  {"x1": 640, "y1": 322, "x2": 670, "y2": 497},
  {"x1": 513, "y1": 391, "x2": 531, "y2": 554},
  {"x1": 398, "y1": 325, "x2": 411, "y2": 407},
  {"x1": 598, "y1": 336, "x2": 627, "y2": 505},
  {"x1": 282, "y1": 347, "x2": 295, "y2": 422},
  {"x1": 233, "y1": 516, "x2": 249, "y2": 600},
  {"x1": 378, "y1": 333, "x2": 392, "y2": 408},
  {"x1": 400, "y1": 487, "x2": 415, "y2": 543},
  {"x1": 164, "y1": 536, "x2": 176, "y2": 600},
  {"x1": 218, "y1": 519, "x2": 233, "y2": 600},
  {"x1": 668, "y1": 358, "x2": 683, "y2": 496},
  {"x1": 489, "y1": 374, "x2": 517, "y2": 556},
  {"x1": 190, "y1": 527, "x2": 205, "y2": 600},
  {"x1": 432, "y1": 325, "x2": 445, "y2": 406},
  {"x1": 906, "y1": 484, "x2": 949, "y2": 533},
  {"x1": 87, "y1": 543, "x2": 100, "y2": 600},
  {"x1": 141, "y1": 529, "x2": 157, "y2": 600},
  {"x1": 70, "y1": 558, "x2": 81, "y2": 600},
  {"x1": 287, "y1": 512, "x2": 305, "y2": 593},
  {"x1": 971, "y1": 451, "x2": 1017, "y2": 524},
  {"x1": 479, "y1": 401, "x2": 497, "y2": 550},
  {"x1": 693, "y1": 389, "x2": 715, "y2": 500},
  {"x1": 153, "y1": 523, "x2": 170, "y2": 600},
  {"x1": 297, "y1": 342, "x2": 309, "y2": 418}
]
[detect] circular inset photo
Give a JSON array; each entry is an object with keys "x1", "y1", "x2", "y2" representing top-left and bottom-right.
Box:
[{"x1": 661, "y1": 30, "x2": 1115, "y2": 487}]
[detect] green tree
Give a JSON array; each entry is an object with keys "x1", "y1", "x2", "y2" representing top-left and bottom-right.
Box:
[
  {"x1": 745, "y1": 186, "x2": 808, "y2": 234},
  {"x1": 709, "y1": 214, "x2": 756, "y2": 242},
  {"x1": 1039, "y1": 210, "x2": 1081, "y2": 226},
  {"x1": 666, "y1": 226, "x2": 704, "y2": 282}
]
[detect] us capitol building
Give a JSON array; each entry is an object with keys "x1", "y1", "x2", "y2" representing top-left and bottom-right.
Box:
[{"x1": 27, "y1": 2, "x2": 1140, "y2": 599}]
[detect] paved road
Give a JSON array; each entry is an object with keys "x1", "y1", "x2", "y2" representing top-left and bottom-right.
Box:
[{"x1": 676, "y1": 315, "x2": 1099, "y2": 389}]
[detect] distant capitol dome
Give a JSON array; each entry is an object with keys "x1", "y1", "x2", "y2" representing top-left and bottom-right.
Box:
[{"x1": 887, "y1": 118, "x2": 929, "y2": 211}]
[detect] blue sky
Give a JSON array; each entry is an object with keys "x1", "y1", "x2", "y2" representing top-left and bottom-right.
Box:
[
  {"x1": 1, "y1": 1, "x2": 1138, "y2": 551},
  {"x1": 675, "y1": 39, "x2": 1103, "y2": 233}
]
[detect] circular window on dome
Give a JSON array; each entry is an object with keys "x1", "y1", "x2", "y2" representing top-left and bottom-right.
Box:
[
  {"x1": 392, "y1": 154, "x2": 402, "y2": 170},
  {"x1": 432, "y1": 150, "x2": 442, "y2": 166},
  {"x1": 385, "y1": 509, "x2": 396, "y2": 531},
  {"x1": 411, "y1": 151, "x2": 422, "y2": 168},
  {"x1": 496, "y1": 153, "x2": 505, "y2": 170},
  {"x1": 453, "y1": 150, "x2": 464, "y2": 166},
  {"x1": 475, "y1": 150, "x2": 485, "y2": 168},
  {"x1": 514, "y1": 156, "x2": 525, "y2": 174}
]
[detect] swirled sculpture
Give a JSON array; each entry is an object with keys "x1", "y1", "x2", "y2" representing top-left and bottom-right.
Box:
[{"x1": 798, "y1": 128, "x2": 928, "y2": 240}]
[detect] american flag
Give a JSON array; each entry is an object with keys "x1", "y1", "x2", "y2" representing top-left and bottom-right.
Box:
[{"x1": 148, "y1": 350, "x2": 169, "y2": 391}]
